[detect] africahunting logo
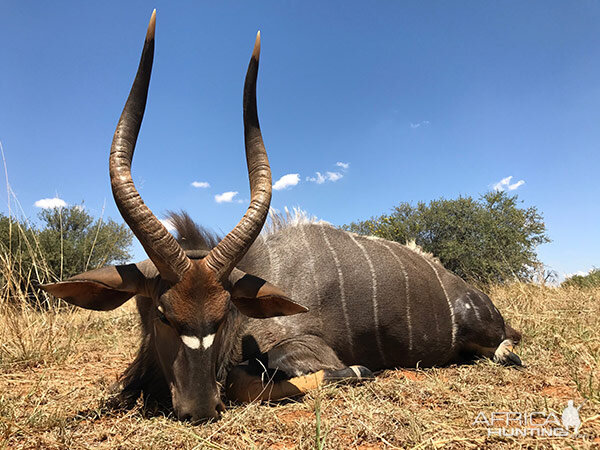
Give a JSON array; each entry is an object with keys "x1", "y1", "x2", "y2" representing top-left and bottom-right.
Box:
[{"x1": 472, "y1": 400, "x2": 586, "y2": 438}]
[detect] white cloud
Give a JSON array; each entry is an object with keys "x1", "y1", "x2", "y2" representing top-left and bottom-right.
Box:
[
  {"x1": 493, "y1": 176, "x2": 512, "y2": 191},
  {"x1": 215, "y1": 191, "x2": 239, "y2": 203},
  {"x1": 160, "y1": 218, "x2": 175, "y2": 232},
  {"x1": 336, "y1": 161, "x2": 349, "y2": 170},
  {"x1": 191, "y1": 181, "x2": 210, "y2": 188},
  {"x1": 410, "y1": 120, "x2": 430, "y2": 129},
  {"x1": 273, "y1": 173, "x2": 300, "y2": 191},
  {"x1": 34, "y1": 197, "x2": 67, "y2": 209},
  {"x1": 326, "y1": 171, "x2": 343, "y2": 182},
  {"x1": 493, "y1": 175, "x2": 525, "y2": 192},
  {"x1": 307, "y1": 170, "x2": 344, "y2": 184},
  {"x1": 307, "y1": 172, "x2": 326, "y2": 184},
  {"x1": 507, "y1": 180, "x2": 525, "y2": 190},
  {"x1": 564, "y1": 270, "x2": 589, "y2": 279}
]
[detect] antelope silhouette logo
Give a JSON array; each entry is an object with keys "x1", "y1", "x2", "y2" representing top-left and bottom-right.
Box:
[{"x1": 561, "y1": 400, "x2": 584, "y2": 434}]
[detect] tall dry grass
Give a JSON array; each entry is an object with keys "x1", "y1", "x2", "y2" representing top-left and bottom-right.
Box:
[
  {"x1": 0, "y1": 150, "x2": 128, "y2": 373},
  {"x1": 0, "y1": 214, "x2": 71, "y2": 370}
]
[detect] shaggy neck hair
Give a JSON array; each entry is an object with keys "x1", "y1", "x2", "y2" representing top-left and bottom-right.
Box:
[{"x1": 167, "y1": 211, "x2": 222, "y2": 251}]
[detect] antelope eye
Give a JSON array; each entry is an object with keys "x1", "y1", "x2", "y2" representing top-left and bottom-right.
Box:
[{"x1": 157, "y1": 307, "x2": 170, "y2": 325}]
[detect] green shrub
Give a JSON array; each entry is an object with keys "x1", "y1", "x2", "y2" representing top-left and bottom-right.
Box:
[
  {"x1": 562, "y1": 268, "x2": 600, "y2": 289},
  {"x1": 0, "y1": 204, "x2": 132, "y2": 303},
  {"x1": 343, "y1": 191, "x2": 550, "y2": 284},
  {"x1": 36, "y1": 205, "x2": 132, "y2": 280}
]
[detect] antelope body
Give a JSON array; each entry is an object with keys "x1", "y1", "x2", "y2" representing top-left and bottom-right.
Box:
[{"x1": 41, "y1": 11, "x2": 522, "y2": 422}]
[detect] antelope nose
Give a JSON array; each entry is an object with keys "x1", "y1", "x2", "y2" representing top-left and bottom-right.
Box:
[{"x1": 176, "y1": 400, "x2": 225, "y2": 423}]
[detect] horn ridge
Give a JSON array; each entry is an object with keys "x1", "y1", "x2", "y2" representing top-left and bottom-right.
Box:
[{"x1": 109, "y1": 10, "x2": 192, "y2": 282}]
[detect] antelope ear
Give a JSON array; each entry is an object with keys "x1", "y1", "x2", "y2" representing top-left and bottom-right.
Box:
[
  {"x1": 39, "y1": 264, "x2": 151, "y2": 311},
  {"x1": 230, "y1": 273, "x2": 309, "y2": 319}
]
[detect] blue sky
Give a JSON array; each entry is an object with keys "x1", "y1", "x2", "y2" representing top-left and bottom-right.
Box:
[{"x1": 1, "y1": 1, "x2": 598, "y2": 279}]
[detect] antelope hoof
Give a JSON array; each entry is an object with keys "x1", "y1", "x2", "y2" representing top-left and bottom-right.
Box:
[
  {"x1": 324, "y1": 365, "x2": 374, "y2": 383},
  {"x1": 493, "y1": 339, "x2": 523, "y2": 367}
]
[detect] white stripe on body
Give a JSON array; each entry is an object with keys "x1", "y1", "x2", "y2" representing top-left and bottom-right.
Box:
[
  {"x1": 264, "y1": 236, "x2": 281, "y2": 285},
  {"x1": 259, "y1": 235, "x2": 271, "y2": 268},
  {"x1": 348, "y1": 233, "x2": 386, "y2": 364},
  {"x1": 422, "y1": 258, "x2": 457, "y2": 349},
  {"x1": 299, "y1": 225, "x2": 324, "y2": 328},
  {"x1": 319, "y1": 226, "x2": 355, "y2": 358},
  {"x1": 466, "y1": 292, "x2": 482, "y2": 322},
  {"x1": 379, "y1": 241, "x2": 414, "y2": 352},
  {"x1": 483, "y1": 296, "x2": 495, "y2": 317},
  {"x1": 472, "y1": 288, "x2": 495, "y2": 319}
]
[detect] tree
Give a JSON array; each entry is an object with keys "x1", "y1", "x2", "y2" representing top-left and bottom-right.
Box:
[
  {"x1": 36, "y1": 205, "x2": 133, "y2": 280},
  {"x1": 344, "y1": 191, "x2": 550, "y2": 284},
  {"x1": 0, "y1": 204, "x2": 133, "y2": 304},
  {"x1": 562, "y1": 269, "x2": 600, "y2": 289}
]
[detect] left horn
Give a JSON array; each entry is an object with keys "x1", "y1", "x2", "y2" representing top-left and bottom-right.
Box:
[
  {"x1": 203, "y1": 32, "x2": 271, "y2": 280},
  {"x1": 109, "y1": 10, "x2": 192, "y2": 282}
]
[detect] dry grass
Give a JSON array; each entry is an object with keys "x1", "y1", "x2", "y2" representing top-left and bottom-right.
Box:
[{"x1": 0, "y1": 282, "x2": 597, "y2": 449}]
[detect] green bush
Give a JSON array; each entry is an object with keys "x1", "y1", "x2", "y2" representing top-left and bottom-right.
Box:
[
  {"x1": 0, "y1": 205, "x2": 132, "y2": 303},
  {"x1": 36, "y1": 205, "x2": 132, "y2": 280},
  {"x1": 562, "y1": 268, "x2": 600, "y2": 289},
  {"x1": 343, "y1": 191, "x2": 550, "y2": 284}
]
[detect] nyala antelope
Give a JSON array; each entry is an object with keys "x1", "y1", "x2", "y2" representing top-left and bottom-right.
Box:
[{"x1": 41, "y1": 11, "x2": 522, "y2": 422}]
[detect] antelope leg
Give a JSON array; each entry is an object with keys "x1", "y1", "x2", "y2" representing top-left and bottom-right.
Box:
[
  {"x1": 226, "y1": 364, "x2": 374, "y2": 403},
  {"x1": 225, "y1": 334, "x2": 373, "y2": 402}
]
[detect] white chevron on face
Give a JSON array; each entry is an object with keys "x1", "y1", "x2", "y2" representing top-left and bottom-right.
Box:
[{"x1": 181, "y1": 333, "x2": 216, "y2": 350}]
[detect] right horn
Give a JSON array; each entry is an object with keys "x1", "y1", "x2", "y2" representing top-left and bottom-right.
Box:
[{"x1": 203, "y1": 32, "x2": 271, "y2": 280}]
